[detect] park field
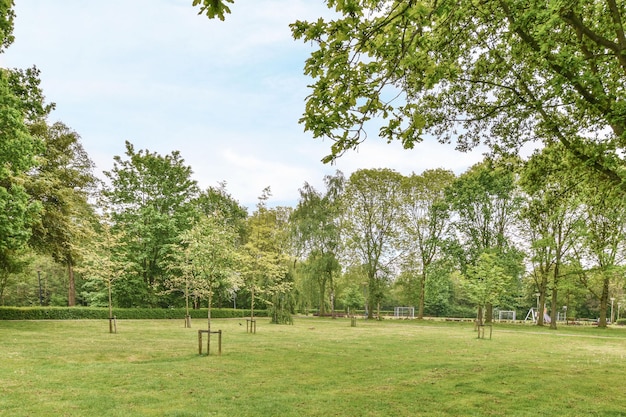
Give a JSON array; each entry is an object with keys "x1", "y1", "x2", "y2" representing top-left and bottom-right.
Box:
[{"x1": 1, "y1": 317, "x2": 626, "y2": 416}]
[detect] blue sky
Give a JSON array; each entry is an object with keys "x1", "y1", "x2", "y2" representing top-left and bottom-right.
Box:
[{"x1": 2, "y1": 0, "x2": 488, "y2": 209}]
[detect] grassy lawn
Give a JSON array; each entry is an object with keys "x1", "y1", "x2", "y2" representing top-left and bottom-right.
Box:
[{"x1": 2, "y1": 317, "x2": 626, "y2": 416}]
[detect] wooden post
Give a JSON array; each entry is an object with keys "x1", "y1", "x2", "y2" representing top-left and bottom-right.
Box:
[
  {"x1": 198, "y1": 330, "x2": 222, "y2": 355},
  {"x1": 477, "y1": 324, "x2": 492, "y2": 339},
  {"x1": 246, "y1": 319, "x2": 256, "y2": 334}
]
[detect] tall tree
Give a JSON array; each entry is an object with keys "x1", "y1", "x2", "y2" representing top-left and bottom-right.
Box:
[
  {"x1": 289, "y1": 1, "x2": 626, "y2": 188},
  {"x1": 103, "y1": 141, "x2": 199, "y2": 307},
  {"x1": 0, "y1": 15, "x2": 52, "y2": 295},
  {"x1": 400, "y1": 168, "x2": 455, "y2": 319},
  {"x1": 27, "y1": 122, "x2": 97, "y2": 306},
  {"x1": 576, "y1": 180, "x2": 626, "y2": 328},
  {"x1": 239, "y1": 188, "x2": 290, "y2": 324},
  {"x1": 341, "y1": 168, "x2": 404, "y2": 319},
  {"x1": 446, "y1": 158, "x2": 523, "y2": 322},
  {"x1": 519, "y1": 143, "x2": 583, "y2": 328},
  {"x1": 291, "y1": 171, "x2": 344, "y2": 316},
  {"x1": 194, "y1": 182, "x2": 248, "y2": 243}
]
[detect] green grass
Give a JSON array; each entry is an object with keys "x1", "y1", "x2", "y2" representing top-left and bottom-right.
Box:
[{"x1": 2, "y1": 318, "x2": 626, "y2": 416}]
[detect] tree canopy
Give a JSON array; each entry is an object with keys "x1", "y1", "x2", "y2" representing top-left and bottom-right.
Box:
[
  {"x1": 342, "y1": 168, "x2": 404, "y2": 318},
  {"x1": 102, "y1": 141, "x2": 199, "y2": 307},
  {"x1": 0, "y1": 0, "x2": 14, "y2": 52},
  {"x1": 289, "y1": 0, "x2": 626, "y2": 188}
]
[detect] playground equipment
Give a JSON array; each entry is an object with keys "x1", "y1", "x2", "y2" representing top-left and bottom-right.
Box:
[
  {"x1": 525, "y1": 307, "x2": 552, "y2": 323},
  {"x1": 525, "y1": 307, "x2": 538, "y2": 322}
]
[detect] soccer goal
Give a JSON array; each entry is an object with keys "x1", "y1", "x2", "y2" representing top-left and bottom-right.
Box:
[
  {"x1": 394, "y1": 307, "x2": 415, "y2": 319},
  {"x1": 497, "y1": 310, "x2": 516, "y2": 322}
]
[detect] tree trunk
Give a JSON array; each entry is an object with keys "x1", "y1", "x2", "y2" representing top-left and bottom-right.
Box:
[
  {"x1": 485, "y1": 303, "x2": 493, "y2": 324},
  {"x1": 367, "y1": 296, "x2": 374, "y2": 319},
  {"x1": 598, "y1": 277, "x2": 609, "y2": 328},
  {"x1": 67, "y1": 260, "x2": 75, "y2": 307},
  {"x1": 0, "y1": 274, "x2": 6, "y2": 305},
  {"x1": 184, "y1": 279, "x2": 191, "y2": 328},
  {"x1": 108, "y1": 278, "x2": 114, "y2": 334},
  {"x1": 329, "y1": 271, "x2": 335, "y2": 319},
  {"x1": 250, "y1": 285, "x2": 255, "y2": 320},
  {"x1": 319, "y1": 279, "x2": 326, "y2": 316},
  {"x1": 366, "y1": 278, "x2": 373, "y2": 319},
  {"x1": 550, "y1": 285, "x2": 558, "y2": 330},
  {"x1": 418, "y1": 270, "x2": 426, "y2": 319},
  {"x1": 550, "y1": 261, "x2": 560, "y2": 330},
  {"x1": 207, "y1": 293, "x2": 212, "y2": 331},
  {"x1": 537, "y1": 272, "x2": 548, "y2": 326}
]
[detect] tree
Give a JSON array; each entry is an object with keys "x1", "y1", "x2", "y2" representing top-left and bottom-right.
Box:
[
  {"x1": 185, "y1": 182, "x2": 247, "y2": 312},
  {"x1": 0, "y1": 0, "x2": 15, "y2": 53},
  {"x1": 176, "y1": 214, "x2": 240, "y2": 331},
  {"x1": 0, "y1": 66, "x2": 51, "y2": 300},
  {"x1": 194, "y1": 181, "x2": 248, "y2": 242},
  {"x1": 291, "y1": 171, "x2": 344, "y2": 316},
  {"x1": 422, "y1": 258, "x2": 455, "y2": 317},
  {"x1": 461, "y1": 252, "x2": 509, "y2": 326},
  {"x1": 576, "y1": 180, "x2": 626, "y2": 328},
  {"x1": 341, "y1": 168, "x2": 404, "y2": 319},
  {"x1": 103, "y1": 141, "x2": 199, "y2": 307},
  {"x1": 27, "y1": 122, "x2": 98, "y2": 306},
  {"x1": 0, "y1": 248, "x2": 32, "y2": 306},
  {"x1": 289, "y1": 1, "x2": 626, "y2": 189},
  {"x1": 400, "y1": 168, "x2": 455, "y2": 319},
  {"x1": 446, "y1": 158, "x2": 524, "y2": 322},
  {"x1": 447, "y1": 159, "x2": 522, "y2": 262},
  {"x1": 239, "y1": 188, "x2": 290, "y2": 324},
  {"x1": 518, "y1": 143, "x2": 584, "y2": 328},
  {"x1": 77, "y1": 216, "x2": 130, "y2": 333},
  {"x1": 340, "y1": 284, "x2": 365, "y2": 317}
]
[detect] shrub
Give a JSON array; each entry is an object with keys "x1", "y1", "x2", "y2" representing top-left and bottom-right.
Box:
[
  {"x1": 0, "y1": 307, "x2": 267, "y2": 320},
  {"x1": 446, "y1": 305, "x2": 477, "y2": 319}
]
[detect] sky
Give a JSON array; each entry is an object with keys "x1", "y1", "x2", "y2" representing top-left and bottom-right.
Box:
[{"x1": 2, "y1": 0, "x2": 490, "y2": 210}]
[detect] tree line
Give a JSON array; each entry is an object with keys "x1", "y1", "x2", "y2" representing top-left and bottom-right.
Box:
[
  {"x1": 2, "y1": 1, "x2": 625, "y2": 328},
  {"x1": 1, "y1": 128, "x2": 624, "y2": 328}
]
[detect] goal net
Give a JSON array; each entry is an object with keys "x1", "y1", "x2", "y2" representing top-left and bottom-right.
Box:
[
  {"x1": 497, "y1": 310, "x2": 516, "y2": 321},
  {"x1": 394, "y1": 307, "x2": 415, "y2": 319}
]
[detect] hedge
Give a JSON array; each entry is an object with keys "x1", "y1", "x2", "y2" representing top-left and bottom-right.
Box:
[{"x1": 0, "y1": 307, "x2": 267, "y2": 320}]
